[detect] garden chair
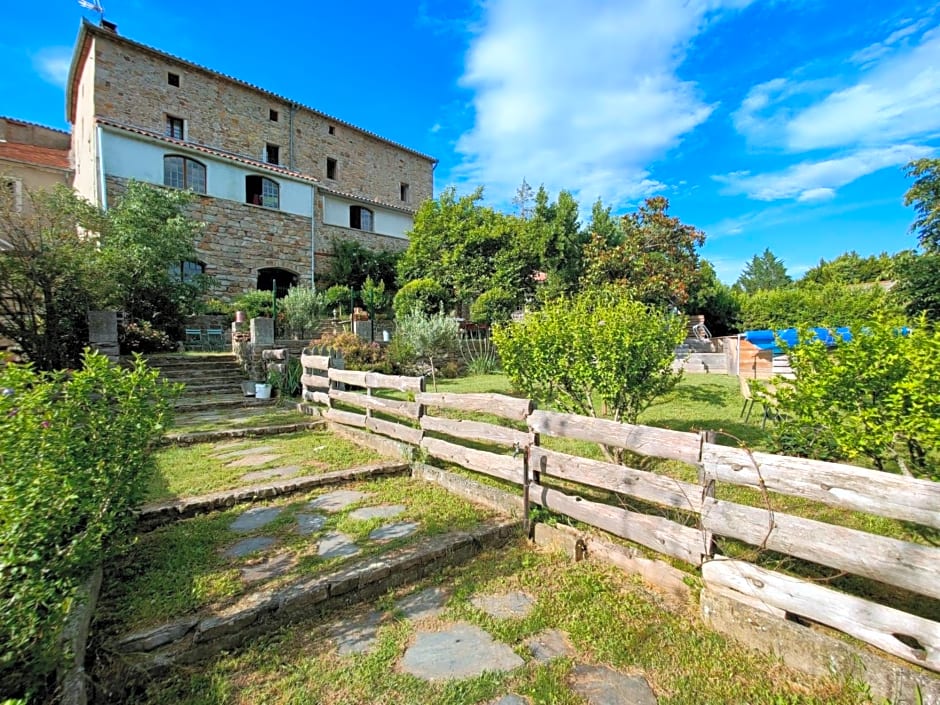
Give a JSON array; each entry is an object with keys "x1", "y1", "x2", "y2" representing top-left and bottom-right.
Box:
[
  {"x1": 739, "y1": 375, "x2": 757, "y2": 422},
  {"x1": 205, "y1": 327, "x2": 224, "y2": 351},
  {"x1": 184, "y1": 328, "x2": 204, "y2": 351}
]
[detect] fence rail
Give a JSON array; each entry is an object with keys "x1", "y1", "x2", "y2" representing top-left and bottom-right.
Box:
[{"x1": 300, "y1": 354, "x2": 940, "y2": 673}]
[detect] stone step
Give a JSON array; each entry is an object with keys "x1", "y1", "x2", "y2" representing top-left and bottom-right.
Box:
[
  {"x1": 161, "y1": 371, "x2": 247, "y2": 384},
  {"x1": 173, "y1": 396, "x2": 279, "y2": 412}
]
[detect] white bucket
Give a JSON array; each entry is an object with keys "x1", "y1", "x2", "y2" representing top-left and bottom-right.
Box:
[{"x1": 255, "y1": 383, "x2": 272, "y2": 399}]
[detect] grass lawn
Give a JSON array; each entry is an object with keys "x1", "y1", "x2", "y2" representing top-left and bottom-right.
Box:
[
  {"x1": 134, "y1": 541, "x2": 871, "y2": 705},
  {"x1": 147, "y1": 429, "x2": 386, "y2": 502},
  {"x1": 101, "y1": 476, "x2": 498, "y2": 633}
]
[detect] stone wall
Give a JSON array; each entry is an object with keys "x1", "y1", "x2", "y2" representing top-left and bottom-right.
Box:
[{"x1": 89, "y1": 28, "x2": 433, "y2": 208}]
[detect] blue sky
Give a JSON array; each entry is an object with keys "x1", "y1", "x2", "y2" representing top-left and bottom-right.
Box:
[{"x1": 1, "y1": 0, "x2": 937, "y2": 283}]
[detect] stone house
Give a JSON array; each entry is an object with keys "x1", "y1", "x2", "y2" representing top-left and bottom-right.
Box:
[
  {"x1": 64, "y1": 18, "x2": 436, "y2": 298},
  {"x1": 0, "y1": 117, "x2": 72, "y2": 217}
]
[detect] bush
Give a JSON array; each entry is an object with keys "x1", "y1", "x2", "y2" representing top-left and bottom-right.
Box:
[
  {"x1": 279, "y1": 286, "x2": 326, "y2": 338},
  {"x1": 324, "y1": 285, "x2": 353, "y2": 316},
  {"x1": 738, "y1": 282, "x2": 895, "y2": 330},
  {"x1": 118, "y1": 321, "x2": 177, "y2": 355},
  {"x1": 393, "y1": 278, "x2": 448, "y2": 317},
  {"x1": 772, "y1": 316, "x2": 939, "y2": 479},
  {"x1": 470, "y1": 287, "x2": 518, "y2": 324},
  {"x1": 314, "y1": 331, "x2": 389, "y2": 372},
  {"x1": 0, "y1": 352, "x2": 176, "y2": 699},
  {"x1": 232, "y1": 290, "x2": 274, "y2": 320},
  {"x1": 394, "y1": 307, "x2": 460, "y2": 389},
  {"x1": 493, "y1": 286, "x2": 685, "y2": 462}
]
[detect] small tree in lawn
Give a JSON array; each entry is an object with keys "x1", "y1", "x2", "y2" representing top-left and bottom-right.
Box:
[
  {"x1": 493, "y1": 285, "x2": 686, "y2": 463},
  {"x1": 395, "y1": 307, "x2": 459, "y2": 390}
]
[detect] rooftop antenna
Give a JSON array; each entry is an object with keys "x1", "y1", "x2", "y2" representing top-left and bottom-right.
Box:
[{"x1": 77, "y1": 0, "x2": 105, "y2": 23}]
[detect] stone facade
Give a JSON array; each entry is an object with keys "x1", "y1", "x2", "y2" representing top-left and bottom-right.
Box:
[
  {"x1": 76, "y1": 22, "x2": 433, "y2": 207},
  {"x1": 67, "y1": 20, "x2": 434, "y2": 299}
]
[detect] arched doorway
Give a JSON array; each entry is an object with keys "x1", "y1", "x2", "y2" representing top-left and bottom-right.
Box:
[{"x1": 256, "y1": 267, "x2": 297, "y2": 297}]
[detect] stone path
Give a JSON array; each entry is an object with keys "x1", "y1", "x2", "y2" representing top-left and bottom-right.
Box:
[
  {"x1": 222, "y1": 490, "x2": 422, "y2": 581},
  {"x1": 219, "y1": 491, "x2": 658, "y2": 704},
  {"x1": 324, "y1": 583, "x2": 658, "y2": 704}
]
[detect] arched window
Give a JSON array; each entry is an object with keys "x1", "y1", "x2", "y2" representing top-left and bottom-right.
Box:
[
  {"x1": 163, "y1": 155, "x2": 206, "y2": 193},
  {"x1": 246, "y1": 175, "x2": 279, "y2": 209},
  {"x1": 349, "y1": 205, "x2": 373, "y2": 232}
]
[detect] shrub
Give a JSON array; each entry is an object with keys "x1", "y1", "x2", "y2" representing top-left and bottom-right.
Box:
[
  {"x1": 394, "y1": 307, "x2": 460, "y2": 389},
  {"x1": 314, "y1": 331, "x2": 389, "y2": 372},
  {"x1": 738, "y1": 282, "x2": 895, "y2": 330},
  {"x1": 772, "y1": 316, "x2": 939, "y2": 479},
  {"x1": 460, "y1": 328, "x2": 500, "y2": 375},
  {"x1": 279, "y1": 286, "x2": 326, "y2": 338},
  {"x1": 0, "y1": 352, "x2": 176, "y2": 699},
  {"x1": 393, "y1": 278, "x2": 448, "y2": 317},
  {"x1": 267, "y1": 357, "x2": 303, "y2": 398},
  {"x1": 118, "y1": 321, "x2": 177, "y2": 355},
  {"x1": 470, "y1": 287, "x2": 518, "y2": 324},
  {"x1": 324, "y1": 285, "x2": 353, "y2": 316},
  {"x1": 493, "y1": 286, "x2": 685, "y2": 462},
  {"x1": 233, "y1": 290, "x2": 274, "y2": 320}
]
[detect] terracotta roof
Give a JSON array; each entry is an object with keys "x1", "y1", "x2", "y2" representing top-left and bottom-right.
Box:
[
  {"x1": 317, "y1": 184, "x2": 418, "y2": 216},
  {"x1": 97, "y1": 118, "x2": 320, "y2": 184},
  {"x1": 0, "y1": 142, "x2": 71, "y2": 170},
  {"x1": 68, "y1": 20, "x2": 437, "y2": 164},
  {"x1": 0, "y1": 116, "x2": 70, "y2": 136}
]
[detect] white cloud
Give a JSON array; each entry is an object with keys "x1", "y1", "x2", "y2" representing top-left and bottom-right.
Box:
[
  {"x1": 733, "y1": 22, "x2": 940, "y2": 152},
  {"x1": 33, "y1": 47, "x2": 72, "y2": 88},
  {"x1": 714, "y1": 144, "x2": 933, "y2": 201},
  {"x1": 796, "y1": 187, "x2": 836, "y2": 203},
  {"x1": 452, "y1": 0, "x2": 749, "y2": 208}
]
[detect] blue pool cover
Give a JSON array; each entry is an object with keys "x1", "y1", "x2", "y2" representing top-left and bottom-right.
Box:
[{"x1": 743, "y1": 327, "x2": 853, "y2": 353}]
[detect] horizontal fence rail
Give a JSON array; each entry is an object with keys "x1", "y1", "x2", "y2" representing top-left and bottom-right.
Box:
[{"x1": 300, "y1": 353, "x2": 940, "y2": 673}]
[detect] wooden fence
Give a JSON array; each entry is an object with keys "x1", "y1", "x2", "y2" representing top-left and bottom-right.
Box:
[{"x1": 300, "y1": 353, "x2": 940, "y2": 673}]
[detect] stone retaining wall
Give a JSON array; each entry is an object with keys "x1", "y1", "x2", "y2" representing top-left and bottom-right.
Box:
[
  {"x1": 109, "y1": 520, "x2": 520, "y2": 681},
  {"x1": 137, "y1": 462, "x2": 409, "y2": 531}
]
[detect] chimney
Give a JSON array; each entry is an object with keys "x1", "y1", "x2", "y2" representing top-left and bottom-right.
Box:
[{"x1": 101, "y1": 19, "x2": 118, "y2": 33}]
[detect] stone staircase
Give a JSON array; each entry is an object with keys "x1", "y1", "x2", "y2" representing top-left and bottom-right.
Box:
[
  {"x1": 673, "y1": 338, "x2": 728, "y2": 374},
  {"x1": 144, "y1": 353, "x2": 275, "y2": 412}
]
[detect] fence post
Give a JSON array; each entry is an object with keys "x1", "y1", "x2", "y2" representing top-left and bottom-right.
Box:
[{"x1": 698, "y1": 430, "x2": 717, "y2": 561}]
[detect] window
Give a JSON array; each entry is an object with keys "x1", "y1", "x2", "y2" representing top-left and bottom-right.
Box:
[
  {"x1": 163, "y1": 155, "x2": 206, "y2": 193},
  {"x1": 170, "y1": 260, "x2": 205, "y2": 283},
  {"x1": 4, "y1": 179, "x2": 22, "y2": 212},
  {"x1": 326, "y1": 157, "x2": 337, "y2": 180},
  {"x1": 269, "y1": 109, "x2": 279, "y2": 122},
  {"x1": 349, "y1": 205, "x2": 373, "y2": 232},
  {"x1": 246, "y1": 175, "x2": 279, "y2": 209},
  {"x1": 265, "y1": 143, "x2": 279, "y2": 165},
  {"x1": 165, "y1": 115, "x2": 184, "y2": 140},
  {"x1": 328, "y1": 125, "x2": 335, "y2": 135},
  {"x1": 400, "y1": 182, "x2": 409, "y2": 202},
  {"x1": 167, "y1": 72, "x2": 180, "y2": 87}
]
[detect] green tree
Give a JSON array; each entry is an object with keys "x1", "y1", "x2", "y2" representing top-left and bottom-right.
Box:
[
  {"x1": 735, "y1": 248, "x2": 792, "y2": 294},
  {"x1": 586, "y1": 197, "x2": 620, "y2": 245},
  {"x1": 493, "y1": 286, "x2": 685, "y2": 462},
  {"x1": 398, "y1": 187, "x2": 528, "y2": 307},
  {"x1": 582, "y1": 196, "x2": 705, "y2": 309},
  {"x1": 891, "y1": 251, "x2": 940, "y2": 322},
  {"x1": 97, "y1": 180, "x2": 209, "y2": 335},
  {"x1": 904, "y1": 158, "x2": 940, "y2": 252},
  {"x1": 799, "y1": 250, "x2": 898, "y2": 287},
  {"x1": 684, "y1": 260, "x2": 740, "y2": 336},
  {"x1": 0, "y1": 185, "x2": 102, "y2": 370},
  {"x1": 523, "y1": 186, "x2": 585, "y2": 293}
]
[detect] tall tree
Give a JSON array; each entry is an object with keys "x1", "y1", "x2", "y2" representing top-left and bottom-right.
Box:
[
  {"x1": 735, "y1": 248, "x2": 792, "y2": 294},
  {"x1": 512, "y1": 178, "x2": 534, "y2": 219},
  {"x1": 586, "y1": 197, "x2": 620, "y2": 245},
  {"x1": 582, "y1": 196, "x2": 705, "y2": 309},
  {"x1": 904, "y1": 158, "x2": 940, "y2": 253},
  {"x1": 0, "y1": 185, "x2": 101, "y2": 370},
  {"x1": 800, "y1": 251, "x2": 898, "y2": 287}
]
